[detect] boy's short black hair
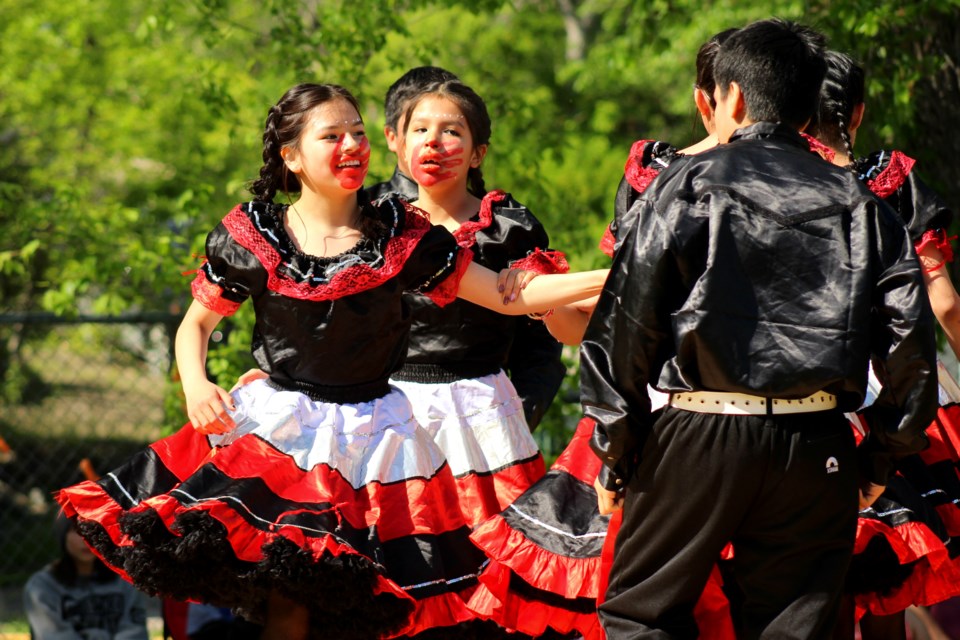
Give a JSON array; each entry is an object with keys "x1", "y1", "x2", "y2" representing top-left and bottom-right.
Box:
[
  {"x1": 384, "y1": 66, "x2": 460, "y2": 130},
  {"x1": 714, "y1": 18, "x2": 827, "y2": 129}
]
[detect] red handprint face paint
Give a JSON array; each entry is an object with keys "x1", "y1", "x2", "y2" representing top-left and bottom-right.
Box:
[
  {"x1": 330, "y1": 133, "x2": 370, "y2": 190},
  {"x1": 405, "y1": 96, "x2": 473, "y2": 189}
]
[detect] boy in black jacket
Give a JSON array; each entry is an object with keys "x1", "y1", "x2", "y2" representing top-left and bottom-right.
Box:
[{"x1": 582, "y1": 18, "x2": 937, "y2": 639}]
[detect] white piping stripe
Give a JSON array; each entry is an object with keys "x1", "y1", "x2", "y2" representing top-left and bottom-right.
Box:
[
  {"x1": 170, "y1": 488, "x2": 349, "y2": 542},
  {"x1": 107, "y1": 472, "x2": 139, "y2": 506},
  {"x1": 505, "y1": 504, "x2": 607, "y2": 540}
]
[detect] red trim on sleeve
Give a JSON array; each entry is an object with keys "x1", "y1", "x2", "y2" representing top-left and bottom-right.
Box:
[
  {"x1": 623, "y1": 139, "x2": 661, "y2": 194},
  {"x1": 422, "y1": 247, "x2": 475, "y2": 308},
  {"x1": 191, "y1": 270, "x2": 242, "y2": 316},
  {"x1": 599, "y1": 224, "x2": 616, "y2": 258},
  {"x1": 914, "y1": 228, "x2": 957, "y2": 272},
  {"x1": 509, "y1": 248, "x2": 570, "y2": 275},
  {"x1": 866, "y1": 150, "x2": 916, "y2": 199}
]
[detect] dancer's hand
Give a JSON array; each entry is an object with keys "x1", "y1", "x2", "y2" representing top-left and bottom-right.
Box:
[
  {"x1": 498, "y1": 268, "x2": 538, "y2": 304},
  {"x1": 231, "y1": 368, "x2": 269, "y2": 392},
  {"x1": 185, "y1": 380, "x2": 237, "y2": 435},
  {"x1": 594, "y1": 476, "x2": 624, "y2": 515},
  {"x1": 858, "y1": 480, "x2": 886, "y2": 509}
]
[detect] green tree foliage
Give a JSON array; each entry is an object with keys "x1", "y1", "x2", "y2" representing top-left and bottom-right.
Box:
[{"x1": 3, "y1": 0, "x2": 959, "y2": 446}]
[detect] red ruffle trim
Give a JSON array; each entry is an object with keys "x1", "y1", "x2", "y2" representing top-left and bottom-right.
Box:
[
  {"x1": 865, "y1": 149, "x2": 916, "y2": 199},
  {"x1": 509, "y1": 248, "x2": 570, "y2": 275},
  {"x1": 470, "y1": 514, "x2": 602, "y2": 600},
  {"x1": 854, "y1": 554, "x2": 960, "y2": 619},
  {"x1": 932, "y1": 403, "x2": 960, "y2": 459},
  {"x1": 468, "y1": 560, "x2": 603, "y2": 640},
  {"x1": 221, "y1": 201, "x2": 433, "y2": 301},
  {"x1": 855, "y1": 517, "x2": 950, "y2": 570},
  {"x1": 421, "y1": 245, "x2": 474, "y2": 308},
  {"x1": 914, "y1": 228, "x2": 957, "y2": 272},
  {"x1": 623, "y1": 139, "x2": 661, "y2": 194},
  {"x1": 552, "y1": 417, "x2": 604, "y2": 484},
  {"x1": 455, "y1": 456, "x2": 546, "y2": 529},
  {"x1": 599, "y1": 224, "x2": 616, "y2": 258},
  {"x1": 386, "y1": 587, "x2": 480, "y2": 638},
  {"x1": 191, "y1": 271, "x2": 242, "y2": 316},
  {"x1": 453, "y1": 190, "x2": 502, "y2": 248},
  {"x1": 800, "y1": 132, "x2": 837, "y2": 163}
]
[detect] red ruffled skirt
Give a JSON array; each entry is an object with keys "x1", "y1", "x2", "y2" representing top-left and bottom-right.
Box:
[
  {"x1": 57, "y1": 380, "x2": 487, "y2": 640},
  {"x1": 848, "y1": 403, "x2": 960, "y2": 619},
  {"x1": 468, "y1": 416, "x2": 735, "y2": 639}
]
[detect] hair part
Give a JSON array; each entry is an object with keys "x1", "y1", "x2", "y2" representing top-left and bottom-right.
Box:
[
  {"x1": 401, "y1": 80, "x2": 491, "y2": 196},
  {"x1": 249, "y1": 83, "x2": 361, "y2": 203},
  {"x1": 806, "y1": 50, "x2": 865, "y2": 162},
  {"x1": 713, "y1": 18, "x2": 827, "y2": 129},
  {"x1": 383, "y1": 66, "x2": 460, "y2": 131}
]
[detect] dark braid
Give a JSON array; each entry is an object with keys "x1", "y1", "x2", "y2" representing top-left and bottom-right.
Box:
[
  {"x1": 249, "y1": 83, "x2": 361, "y2": 203},
  {"x1": 401, "y1": 80, "x2": 491, "y2": 197},
  {"x1": 807, "y1": 50, "x2": 865, "y2": 163}
]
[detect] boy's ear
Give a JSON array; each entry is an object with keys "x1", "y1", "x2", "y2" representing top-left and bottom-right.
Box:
[
  {"x1": 383, "y1": 126, "x2": 398, "y2": 153},
  {"x1": 728, "y1": 82, "x2": 747, "y2": 122}
]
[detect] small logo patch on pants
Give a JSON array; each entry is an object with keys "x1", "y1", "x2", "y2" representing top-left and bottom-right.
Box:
[{"x1": 825, "y1": 456, "x2": 839, "y2": 474}]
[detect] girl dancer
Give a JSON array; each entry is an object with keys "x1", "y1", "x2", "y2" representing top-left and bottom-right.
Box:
[
  {"x1": 806, "y1": 50, "x2": 960, "y2": 640},
  {"x1": 56, "y1": 83, "x2": 608, "y2": 640},
  {"x1": 389, "y1": 78, "x2": 567, "y2": 535}
]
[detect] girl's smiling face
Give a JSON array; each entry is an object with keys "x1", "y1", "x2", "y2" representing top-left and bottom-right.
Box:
[
  {"x1": 404, "y1": 95, "x2": 484, "y2": 189},
  {"x1": 282, "y1": 99, "x2": 371, "y2": 193}
]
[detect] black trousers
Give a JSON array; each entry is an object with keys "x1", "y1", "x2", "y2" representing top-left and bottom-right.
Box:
[{"x1": 600, "y1": 407, "x2": 858, "y2": 639}]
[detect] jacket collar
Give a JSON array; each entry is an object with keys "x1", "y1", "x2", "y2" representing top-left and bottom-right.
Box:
[{"x1": 728, "y1": 122, "x2": 807, "y2": 150}]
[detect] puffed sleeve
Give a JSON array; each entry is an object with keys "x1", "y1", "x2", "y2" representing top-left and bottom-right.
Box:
[
  {"x1": 401, "y1": 223, "x2": 474, "y2": 308},
  {"x1": 190, "y1": 220, "x2": 266, "y2": 316}
]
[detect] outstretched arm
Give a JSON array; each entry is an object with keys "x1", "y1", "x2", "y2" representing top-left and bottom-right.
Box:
[
  {"x1": 457, "y1": 262, "x2": 608, "y2": 315},
  {"x1": 175, "y1": 300, "x2": 236, "y2": 434},
  {"x1": 919, "y1": 243, "x2": 960, "y2": 360}
]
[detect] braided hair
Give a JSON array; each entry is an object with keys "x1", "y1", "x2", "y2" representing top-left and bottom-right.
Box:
[
  {"x1": 808, "y1": 50, "x2": 865, "y2": 163},
  {"x1": 401, "y1": 80, "x2": 491, "y2": 197},
  {"x1": 249, "y1": 83, "x2": 361, "y2": 203}
]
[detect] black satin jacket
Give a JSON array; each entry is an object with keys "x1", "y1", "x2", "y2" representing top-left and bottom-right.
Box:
[
  {"x1": 393, "y1": 192, "x2": 565, "y2": 429},
  {"x1": 364, "y1": 167, "x2": 420, "y2": 202},
  {"x1": 582, "y1": 123, "x2": 938, "y2": 488}
]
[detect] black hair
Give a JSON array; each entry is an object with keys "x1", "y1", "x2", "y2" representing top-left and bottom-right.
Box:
[
  {"x1": 50, "y1": 516, "x2": 116, "y2": 586},
  {"x1": 249, "y1": 83, "x2": 385, "y2": 239},
  {"x1": 384, "y1": 66, "x2": 460, "y2": 131},
  {"x1": 807, "y1": 50, "x2": 865, "y2": 163},
  {"x1": 695, "y1": 28, "x2": 740, "y2": 109},
  {"x1": 713, "y1": 18, "x2": 827, "y2": 129},
  {"x1": 401, "y1": 80, "x2": 491, "y2": 197},
  {"x1": 250, "y1": 83, "x2": 360, "y2": 203}
]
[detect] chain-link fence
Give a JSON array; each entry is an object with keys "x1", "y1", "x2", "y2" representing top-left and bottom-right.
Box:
[
  {"x1": 0, "y1": 313, "x2": 180, "y2": 638},
  {"x1": 0, "y1": 312, "x2": 580, "y2": 639}
]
